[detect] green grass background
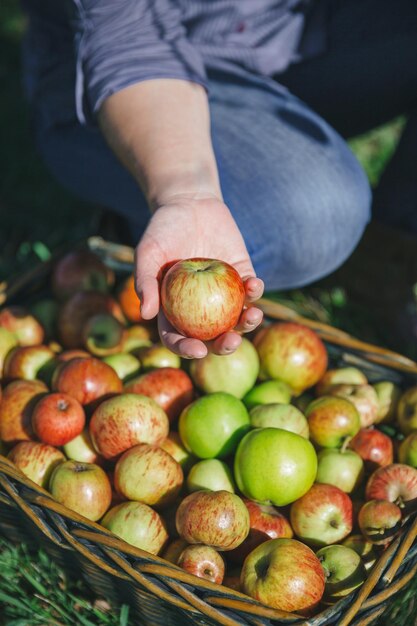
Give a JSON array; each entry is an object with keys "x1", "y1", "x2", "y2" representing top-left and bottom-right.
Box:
[{"x1": 0, "y1": 1, "x2": 416, "y2": 624}]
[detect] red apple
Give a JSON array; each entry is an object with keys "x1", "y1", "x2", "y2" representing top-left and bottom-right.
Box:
[
  {"x1": 358, "y1": 499, "x2": 402, "y2": 545},
  {"x1": 89, "y1": 393, "x2": 169, "y2": 460},
  {"x1": 316, "y1": 367, "x2": 367, "y2": 396},
  {"x1": 32, "y1": 392, "x2": 86, "y2": 446},
  {"x1": 101, "y1": 501, "x2": 168, "y2": 553},
  {"x1": 82, "y1": 313, "x2": 125, "y2": 356},
  {"x1": 240, "y1": 538, "x2": 325, "y2": 613},
  {"x1": 3, "y1": 345, "x2": 55, "y2": 382},
  {"x1": 51, "y1": 249, "x2": 114, "y2": 301},
  {"x1": 365, "y1": 463, "x2": 417, "y2": 506},
  {"x1": 114, "y1": 443, "x2": 183, "y2": 507},
  {"x1": 161, "y1": 258, "x2": 245, "y2": 341},
  {"x1": 176, "y1": 490, "x2": 250, "y2": 550},
  {"x1": 290, "y1": 483, "x2": 353, "y2": 546},
  {"x1": 0, "y1": 327, "x2": 18, "y2": 374},
  {"x1": 0, "y1": 306, "x2": 44, "y2": 346},
  {"x1": 49, "y1": 460, "x2": 112, "y2": 521},
  {"x1": 177, "y1": 544, "x2": 225, "y2": 584},
  {"x1": 125, "y1": 367, "x2": 194, "y2": 423},
  {"x1": 8, "y1": 441, "x2": 64, "y2": 487},
  {"x1": 305, "y1": 396, "x2": 361, "y2": 448},
  {"x1": 349, "y1": 428, "x2": 394, "y2": 471},
  {"x1": 0, "y1": 379, "x2": 47, "y2": 444},
  {"x1": 328, "y1": 384, "x2": 379, "y2": 428}
]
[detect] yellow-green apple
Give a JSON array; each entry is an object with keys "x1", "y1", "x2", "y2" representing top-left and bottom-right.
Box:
[
  {"x1": 240, "y1": 538, "x2": 325, "y2": 613},
  {"x1": 162, "y1": 538, "x2": 189, "y2": 563},
  {"x1": 125, "y1": 367, "x2": 194, "y2": 423},
  {"x1": 234, "y1": 428, "x2": 317, "y2": 506},
  {"x1": 348, "y1": 428, "x2": 393, "y2": 471},
  {"x1": 365, "y1": 463, "x2": 417, "y2": 506},
  {"x1": 399, "y1": 432, "x2": 417, "y2": 467},
  {"x1": 186, "y1": 459, "x2": 236, "y2": 493},
  {"x1": 82, "y1": 313, "x2": 125, "y2": 356},
  {"x1": 0, "y1": 379, "x2": 47, "y2": 444},
  {"x1": 49, "y1": 460, "x2": 112, "y2": 521},
  {"x1": 57, "y1": 291, "x2": 124, "y2": 349},
  {"x1": 342, "y1": 535, "x2": 377, "y2": 571},
  {"x1": 102, "y1": 352, "x2": 141, "y2": 382},
  {"x1": 290, "y1": 483, "x2": 353, "y2": 546},
  {"x1": 179, "y1": 392, "x2": 249, "y2": 459},
  {"x1": 138, "y1": 343, "x2": 181, "y2": 370},
  {"x1": 30, "y1": 298, "x2": 59, "y2": 341},
  {"x1": 305, "y1": 396, "x2": 361, "y2": 448},
  {"x1": 328, "y1": 384, "x2": 379, "y2": 428},
  {"x1": 373, "y1": 381, "x2": 401, "y2": 424},
  {"x1": 228, "y1": 499, "x2": 293, "y2": 565},
  {"x1": 3, "y1": 345, "x2": 55, "y2": 383},
  {"x1": 32, "y1": 392, "x2": 86, "y2": 446},
  {"x1": 89, "y1": 393, "x2": 169, "y2": 460},
  {"x1": 122, "y1": 324, "x2": 154, "y2": 353},
  {"x1": 243, "y1": 379, "x2": 292, "y2": 410},
  {"x1": 63, "y1": 428, "x2": 101, "y2": 464},
  {"x1": 52, "y1": 357, "x2": 122, "y2": 410},
  {"x1": 51, "y1": 249, "x2": 114, "y2": 301},
  {"x1": 0, "y1": 327, "x2": 18, "y2": 373},
  {"x1": 397, "y1": 387, "x2": 417, "y2": 435},
  {"x1": 176, "y1": 490, "x2": 250, "y2": 550},
  {"x1": 0, "y1": 306, "x2": 44, "y2": 346},
  {"x1": 316, "y1": 448, "x2": 364, "y2": 493},
  {"x1": 161, "y1": 258, "x2": 246, "y2": 341},
  {"x1": 8, "y1": 441, "x2": 64, "y2": 487},
  {"x1": 101, "y1": 501, "x2": 168, "y2": 553},
  {"x1": 177, "y1": 544, "x2": 225, "y2": 584},
  {"x1": 316, "y1": 367, "x2": 367, "y2": 396},
  {"x1": 358, "y1": 500, "x2": 402, "y2": 545},
  {"x1": 249, "y1": 403, "x2": 309, "y2": 438},
  {"x1": 160, "y1": 431, "x2": 196, "y2": 472},
  {"x1": 114, "y1": 443, "x2": 183, "y2": 507},
  {"x1": 254, "y1": 322, "x2": 328, "y2": 394},
  {"x1": 316, "y1": 544, "x2": 366, "y2": 604},
  {"x1": 189, "y1": 338, "x2": 259, "y2": 398}
]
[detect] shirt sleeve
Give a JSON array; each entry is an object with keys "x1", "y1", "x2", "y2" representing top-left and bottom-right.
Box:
[{"x1": 70, "y1": 0, "x2": 208, "y2": 124}]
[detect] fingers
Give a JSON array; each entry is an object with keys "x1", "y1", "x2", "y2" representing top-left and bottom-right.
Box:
[
  {"x1": 158, "y1": 311, "x2": 208, "y2": 359},
  {"x1": 134, "y1": 245, "x2": 161, "y2": 320},
  {"x1": 210, "y1": 331, "x2": 242, "y2": 355},
  {"x1": 234, "y1": 306, "x2": 264, "y2": 333},
  {"x1": 244, "y1": 276, "x2": 264, "y2": 302}
]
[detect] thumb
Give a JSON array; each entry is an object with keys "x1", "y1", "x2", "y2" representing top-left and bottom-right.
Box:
[{"x1": 134, "y1": 245, "x2": 161, "y2": 320}]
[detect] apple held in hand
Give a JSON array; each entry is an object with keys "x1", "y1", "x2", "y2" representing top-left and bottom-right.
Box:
[
  {"x1": 102, "y1": 501, "x2": 168, "y2": 553},
  {"x1": 8, "y1": 441, "x2": 64, "y2": 487},
  {"x1": 255, "y1": 322, "x2": 328, "y2": 395},
  {"x1": 161, "y1": 258, "x2": 245, "y2": 341},
  {"x1": 348, "y1": 428, "x2": 393, "y2": 471},
  {"x1": 306, "y1": 396, "x2": 361, "y2": 448},
  {"x1": 234, "y1": 428, "x2": 317, "y2": 506},
  {"x1": 32, "y1": 393, "x2": 85, "y2": 446},
  {"x1": 240, "y1": 538, "x2": 325, "y2": 613},
  {"x1": 186, "y1": 459, "x2": 236, "y2": 493},
  {"x1": 249, "y1": 403, "x2": 309, "y2": 438},
  {"x1": 316, "y1": 544, "x2": 366, "y2": 604},
  {"x1": 176, "y1": 490, "x2": 250, "y2": 550},
  {"x1": 316, "y1": 448, "x2": 364, "y2": 493},
  {"x1": 243, "y1": 380, "x2": 292, "y2": 410},
  {"x1": 365, "y1": 463, "x2": 417, "y2": 505},
  {"x1": 177, "y1": 544, "x2": 225, "y2": 584},
  {"x1": 358, "y1": 499, "x2": 402, "y2": 545}
]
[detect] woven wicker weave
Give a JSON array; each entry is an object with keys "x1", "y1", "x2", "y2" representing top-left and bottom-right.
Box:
[{"x1": 1, "y1": 237, "x2": 417, "y2": 626}]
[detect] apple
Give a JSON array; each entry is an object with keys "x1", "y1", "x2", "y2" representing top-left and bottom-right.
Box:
[
  {"x1": 189, "y1": 338, "x2": 259, "y2": 398},
  {"x1": 160, "y1": 431, "x2": 196, "y2": 472},
  {"x1": 117, "y1": 274, "x2": 141, "y2": 323},
  {"x1": 316, "y1": 544, "x2": 366, "y2": 604},
  {"x1": 176, "y1": 490, "x2": 250, "y2": 550},
  {"x1": 397, "y1": 387, "x2": 417, "y2": 435},
  {"x1": 243, "y1": 380, "x2": 292, "y2": 410},
  {"x1": 51, "y1": 249, "x2": 114, "y2": 301},
  {"x1": 349, "y1": 428, "x2": 394, "y2": 471},
  {"x1": 399, "y1": 432, "x2": 417, "y2": 467},
  {"x1": 0, "y1": 306, "x2": 44, "y2": 346},
  {"x1": 3, "y1": 345, "x2": 55, "y2": 382},
  {"x1": 102, "y1": 352, "x2": 141, "y2": 382},
  {"x1": 249, "y1": 403, "x2": 309, "y2": 438},
  {"x1": 0, "y1": 327, "x2": 18, "y2": 373},
  {"x1": 0, "y1": 379, "x2": 48, "y2": 444},
  {"x1": 255, "y1": 322, "x2": 328, "y2": 394},
  {"x1": 177, "y1": 544, "x2": 225, "y2": 584},
  {"x1": 179, "y1": 392, "x2": 250, "y2": 459},
  {"x1": 234, "y1": 427, "x2": 317, "y2": 506},
  {"x1": 316, "y1": 448, "x2": 364, "y2": 493},
  {"x1": 89, "y1": 393, "x2": 169, "y2": 460},
  {"x1": 63, "y1": 428, "x2": 101, "y2": 464},
  {"x1": 30, "y1": 298, "x2": 59, "y2": 341},
  {"x1": 373, "y1": 381, "x2": 401, "y2": 424},
  {"x1": 162, "y1": 538, "x2": 189, "y2": 564},
  {"x1": 161, "y1": 258, "x2": 246, "y2": 341},
  {"x1": 122, "y1": 324, "x2": 154, "y2": 353},
  {"x1": 305, "y1": 396, "x2": 361, "y2": 448},
  {"x1": 138, "y1": 343, "x2": 181, "y2": 371},
  {"x1": 290, "y1": 483, "x2": 353, "y2": 546},
  {"x1": 32, "y1": 392, "x2": 86, "y2": 446},
  {"x1": 101, "y1": 501, "x2": 168, "y2": 553},
  {"x1": 114, "y1": 443, "x2": 183, "y2": 507},
  {"x1": 328, "y1": 384, "x2": 379, "y2": 428},
  {"x1": 240, "y1": 538, "x2": 325, "y2": 613},
  {"x1": 8, "y1": 441, "x2": 64, "y2": 487},
  {"x1": 49, "y1": 460, "x2": 112, "y2": 521},
  {"x1": 186, "y1": 459, "x2": 236, "y2": 493},
  {"x1": 342, "y1": 534, "x2": 377, "y2": 571},
  {"x1": 358, "y1": 500, "x2": 402, "y2": 545},
  {"x1": 125, "y1": 367, "x2": 194, "y2": 423},
  {"x1": 82, "y1": 313, "x2": 125, "y2": 356},
  {"x1": 316, "y1": 367, "x2": 367, "y2": 396},
  {"x1": 52, "y1": 357, "x2": 122, "y2": 410},
  {"x1": 365, "y1": 463, "x2": 417, "y2": 506}
]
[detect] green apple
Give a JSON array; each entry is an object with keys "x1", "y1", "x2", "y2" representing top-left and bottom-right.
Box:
[
  {"x1": 186, "y1": 459, "x2": 236, "y2": 493},
  {"x1": 316, "y1": 544, "x2": 366, "y2": 604},
  {"x1": 397, "y1": 387, "x2": 417, "y2": 435},
  {"x1": 398, "y1": 432, "x2": 417, "y2": 467},
  {"x1": 0, "y1": 327, "x2": 18, "y2": 374},
  {"x1": 101, "y1": 501, "x2": 168, "y2": 553},
  {"x1": 234, "y1": 427, "x2": 317, "y2": 506},
  {"x1": 243, "y1": 380, "x2": 292, "y2": 410},
  {"x1": 316, "y1": 367, "x2": 367, "y2": 396},
  {"x1": 63, "y1": 428, "x2": 101, "y2": 464},
  {"x1": 102, "y1": 352, "x2": 141, "y2": 382},
  {"x1": 179, "y1": 392, "x2": 250, "y2": 459},
  {"x1": 189, "y1": 337, "x2": 259, "y2": 398},
  {"x1": 342, "y1": 534, "x2": 377, "y2": 571},
  {"x1": 138, "y1": 343, "x2": 181, "y2": 370},
  {"x1": 316, "y1": 448, "x2": 364, "y2": 493},
  {"x1": 373, "y1": 381, "x2": 401, "y2": 424},
  {"x1": 249, "y1": 403, "x2": 309, "y2": 438}
]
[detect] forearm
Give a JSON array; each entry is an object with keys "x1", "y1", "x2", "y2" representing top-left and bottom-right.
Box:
[{"x1": 98, "y1": 79, "x2": 222, "y2": 211}]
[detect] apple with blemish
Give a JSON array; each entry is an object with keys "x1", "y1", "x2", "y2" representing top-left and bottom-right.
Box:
[
  {"x1": 249, "y1": 403, "x2": 309, "y2": 438},
  {"x1": 8, "y1": 441, "x2": 64, "y2": 487},
  {"x1": 101, "y1": 501, "x2": 168, "y2": 553},
  {"x1": 316, "y1": 544, "x2": 366, "y2": 604},
  {"x1": 0, "y1": 306, "x2": 44, "y2": 346},
  {"x1": 373, "y1": 381, "x2": 401, "y2": 423},
  {"x1": 0, "y1": 379, "x2": 48, "y2": 444},
  {"x1": 3, "y1": 345, "x2": 55, "y2": 382},
  {"x1": 305, "y1": 396, "x2": 361, "y2": 448},
  {"x1": 243, "y1": 380, "x2": 292, "y2": 410},
  {"x1": 365, "y1": 463, "x2": 417, "y2": 506},
  {"x1": 328, "y1": 384, "x2": 379, "y2": 428},
  {"x1": 316, "y1": 367, "x2": 367, "y2": 396},
  {"x1": 358, "y1": 499, "x2": 402, "y2": 545},
  {"x1": 186, "y1": 459, "x2": 236, "y2": 493},
  {"x1": 32, "y1": 393, "x2": 85, "y2": 446},
  {"x1": 177, "y1": 544, "x2": 225, "y2": 584},
  {"x1": 348, "y1": 428, "x2": 393, "y2": 471},
  {"x1": 51, "y1": 249, "x2": 114, "y2": 301}
]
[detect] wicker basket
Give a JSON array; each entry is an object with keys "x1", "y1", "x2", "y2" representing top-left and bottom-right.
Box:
[{"x1": 1, "y1": 237, "x2": 417, "y2": 626}]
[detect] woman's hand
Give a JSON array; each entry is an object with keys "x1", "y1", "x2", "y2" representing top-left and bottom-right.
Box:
[{"x1": 135, "y1": 195, "x2": 264, "y2": 358}]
